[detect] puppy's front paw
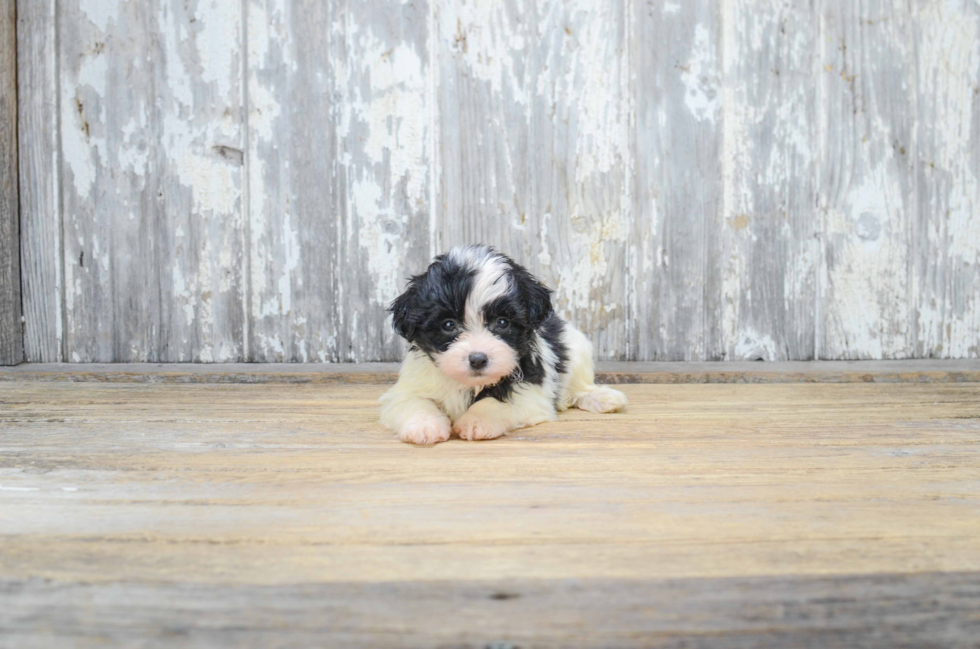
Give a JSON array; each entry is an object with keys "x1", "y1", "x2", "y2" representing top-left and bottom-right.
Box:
[
  {"x1": 453, "y1": 413, "x2": 510, "y2": 441},
  {"x1": 399, "y1": 414, "x2": 452, "y2": 445}
]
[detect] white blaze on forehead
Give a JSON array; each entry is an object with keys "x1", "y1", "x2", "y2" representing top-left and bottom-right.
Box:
[{"x1": 449, "y1": 246, "x2": 511, "y2": 329}]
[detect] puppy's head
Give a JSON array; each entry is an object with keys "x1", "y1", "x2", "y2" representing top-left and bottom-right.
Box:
[{"x1": 390, "y1": 245, "x2": 553, "y2": 387}]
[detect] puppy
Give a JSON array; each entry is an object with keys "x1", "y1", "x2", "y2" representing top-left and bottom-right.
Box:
[{"x1": 379, "y1": 245, "x2": 627, "y2": 445}]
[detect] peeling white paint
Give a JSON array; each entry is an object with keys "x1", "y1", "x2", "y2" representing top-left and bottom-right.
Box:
[
  {"x1": 246, "y1": 0, "x2": 299, "y2": 360},
  {"x1": 351, "y1": 178, "x2": 399, "y2": 305},
  {"x1": 345, "y1": 20, "x2": 429, "y2": 314},
  {"x1": 59, "y1": 0, "x2": 246, "y2": 363},
  {"x1": 825, "y1": 166, "x2": 911, "y2": 359},
  {"x1": 257, "y1": 333, "x2": 286, "y2": 358},
  {"x1": 916, "y1": 0, "x2": 980, "y2": 357},
  {"x1": 682, "y1": 24, "x2": 720, "y2": 123},
  {"x1": 537, "y1": 213, "x2": 553, "y2": 268},
  {"x1": 78, "y1": 0, "x2": 120, "y2": 32},
  {"x1": 564, "y1": 2, "x2": 629, "y2": 186},
  {"x1": 442, "y1": 0, "x2": 528, "y2": 101},
  {"x1": 161, "y1": 3, "x2": 195, "y2": 109},
  {"x1": 558, "y1": 214, "x2": 627, "y2": 313},
  {"x1": 41, "y1": 0, "x2": 980, "y2": 364},
  {"x1": 61, "y1": 51, "x2": 107, "y2": 201},
  {"x1": 278, "y1": 209, "x2": 300, "y2": 316},
  {"x1": 717, "y1": 1, "x2": 822, "y2": 361},
  {"x1": 733, "y1": 328, "x2": 778, "y2": 361},
  {"x1": 91, "y1": 233, "x2": 108, "y2": 273},
  {"x1": 117, "y1": 116, "x2": 149, "y2": 177},
  {"x1": 194, "y1": 0, "x2": 242, "y2": 101}
]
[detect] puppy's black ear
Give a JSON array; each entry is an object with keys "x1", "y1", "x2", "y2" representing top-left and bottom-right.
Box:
[
  {"x1": 514, "y1": 266, "x2": 553, "y2": 328},
  {"x1": 389, "y1": 277, "x2": 423, "y2": 341}
]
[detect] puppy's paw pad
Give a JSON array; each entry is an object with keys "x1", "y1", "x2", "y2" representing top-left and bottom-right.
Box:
[
  {"x1": 576, "y1": 387, "x2": 628, "y2": 414},
  {"x1": 399, "y1": 416, "x2": 452, "y2": 445},
  {"x1": 453, "y1": 416, "x2": 509, "y2": 441}
]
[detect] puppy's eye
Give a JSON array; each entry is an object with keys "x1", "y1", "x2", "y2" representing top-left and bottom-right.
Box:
[
  {"x1": 495, "y1": 318, "x2": 510, "y2": 330},
  {"x1": 441, "y1": 320, "x2": 457, "y2": 333}
]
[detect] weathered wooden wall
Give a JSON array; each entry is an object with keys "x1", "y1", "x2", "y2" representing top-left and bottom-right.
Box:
[
  {"x1": 0, "y1": 0, "x2": 21, "y2": 365},
  {"x1": 13, "y1": 0, "x2": 980, "y2": 363}
]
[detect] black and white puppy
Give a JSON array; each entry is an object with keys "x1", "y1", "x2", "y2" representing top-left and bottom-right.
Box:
[{"x1": 380, "y1": 245, "x2": 627, "y2": 445}]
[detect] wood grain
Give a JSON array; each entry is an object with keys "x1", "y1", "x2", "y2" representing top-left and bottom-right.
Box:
[
  {"x1": 0, "y1": 0, "x2": 21, "y2": 366},
  {"x1": 716, "y1": 0, "x2": 819, "y2": 361},
  {"x1": 245, "y1": 0, "x2": 344, "y2": 362},
  {"x1": 3, "y1": 573, "x2": 979, "y2": 648},
  {"x1": 436, "y1": 0, "x2": 631, "y2": 360},
  {"x1": 631, "y1": 0, "x2": 721, "y2": 362},
  {"x1": 912, "y1": 0, "x2": 980, "y2": 359},
  {"x1": 341, "y1": 0, "x2": 432, "y2": 362},
  {"x1": 1, "y1": 380, "x2": 979, "y2": 645},
  {"x1": 12, "y1": 1, "x2": 980, "y2": 362},
  {"x1": 58, "y1": 0, "x2": 246, "y2": 362},
  {"x1": 16, "y1": 0, "x2": 60, "y2": 363},
  {"x1": 630, "y1": 1, "x2": 723, "y2": 361},
  {"x1": 247, "y1": 0, "x2": 431, "y2": 363},
  {"x1": 818, "y1": 0, "x2": 915, "y2": 359}
]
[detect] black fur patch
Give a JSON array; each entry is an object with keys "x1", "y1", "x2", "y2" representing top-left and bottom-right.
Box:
[
  {"x1": 390, "y1": 254, "x2": 475, "y2": 355},
  {"x1": 539, "y1": 313, "x2": 568, "y2": 376},
  {"x1": 508, "y1": 259, "x2": 554, "y2": 328},
  {"x1": 474, "y1": 377, "x2": 515, "y2": 403}
]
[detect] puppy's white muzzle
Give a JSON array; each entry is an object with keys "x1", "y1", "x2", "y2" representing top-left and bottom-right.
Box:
[{"x1": 434, "y1": 329, "x2": 518, "y2": 387}]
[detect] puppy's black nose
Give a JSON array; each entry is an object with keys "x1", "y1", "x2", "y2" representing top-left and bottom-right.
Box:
[{"x1": 469, "y1": 352, "x2": 489, "y2": 370}]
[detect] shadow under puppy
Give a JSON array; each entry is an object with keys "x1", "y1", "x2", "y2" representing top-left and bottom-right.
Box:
[{"x1": 380, "y1": 245, "x2": 627, "y2": 445}]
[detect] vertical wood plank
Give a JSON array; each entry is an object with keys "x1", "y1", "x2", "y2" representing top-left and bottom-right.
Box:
[
  {"x1": 0, "y1": 0, "x2": 21, "y2": 365},
  {"x1": 0, "y1": 0, "x2": 19, "y2": 365},
  {"x1": 246, "y1": 0, "x2": 344, "y2": 362},
  {"x1": 436, "y1": 0, "x2": 631, "y2": 360},
  {"x1": 434, "y1": 0, "x2": 531, "y2": 255},
  {"x1": 17, "y1": 0, "x2": 61, "y2": 362},
  {"x1": 632, "y1": 1, "x2": 721, "y2": 361},
  {"x1": 912, "y1": 0, "x2": 980, "y2": 359},
  {"x1": 818, "y1": 0, "x2": 915, "y2": 359},
  {"x1": 59, "y1": 0, "x2": 245, "y2": 362},
  {"x1": 247, "y1": 0, "x2": 431, "y2": 362},
  {"x1": 343, "y1": 0, "x2": 432, "y2": 362},
  {"x1": 715, "y1": 0, "x2": 819, "y2": 361}
]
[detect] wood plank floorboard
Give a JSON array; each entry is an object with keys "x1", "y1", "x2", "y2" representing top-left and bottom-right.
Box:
[{"x1": 1, "y1": 380, "x2": 979, "y2": 646}]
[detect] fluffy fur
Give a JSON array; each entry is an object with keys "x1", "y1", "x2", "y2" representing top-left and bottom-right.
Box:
[{"x1": 380, "y1": 245, "x2": 627, "y2": 445}]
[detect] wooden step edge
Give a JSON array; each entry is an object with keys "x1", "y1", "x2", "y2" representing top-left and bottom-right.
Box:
[{"x1": 1, "y1": 360, "x2": 978, "y2": 384}]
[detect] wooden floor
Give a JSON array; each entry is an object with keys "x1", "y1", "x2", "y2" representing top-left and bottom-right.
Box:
[{"x1": 2, "y1": 378, "x2": 980, "y2": 647}]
